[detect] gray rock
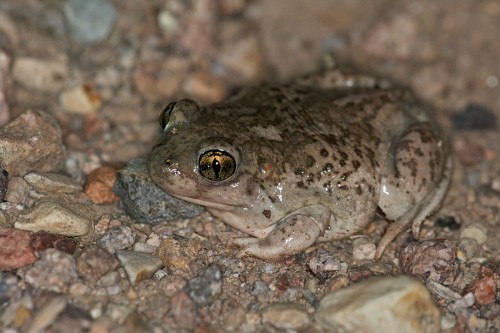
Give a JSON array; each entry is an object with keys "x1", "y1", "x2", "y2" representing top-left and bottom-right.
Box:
[
  {"x1": 0, "y1": 110, "x2": 66, "y2": 177},
  {"x1": 186, "y1": 264, "x2": 222, "y2": 306},
  {"x1": 114, "y1": 159, "x2": 204, "y2": 224},
  {"x1": 99, "y1": 226, "x2": 136, "y2": 255},
  {"x1": 63, "y1": 0, "x2": 117, "y2": 44},
  {"x1": 15, "y1": 198, "x2": 95, "y2": 237},
  {"x1": 315, "y1": 275, "x2": 440, "y2": 333},
  {"x1": 116, "y1": 250, "x2": 163, "y2": 284},
  {"x1": 261, "y1": 303, "x2": 311, "y2": 330}
]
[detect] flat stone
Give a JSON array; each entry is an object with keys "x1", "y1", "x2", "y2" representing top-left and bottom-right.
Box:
[
  {"x1": 24, "y1": 249, "x2": 79, "y2": 293},
  {"x1": 63, "y1": 0, "x2": 117, "y2": 44},
  {"x1": 116, "y1": 250, "x2": 163, "y2": 284},
  {"x1": 315, "y1": 275, "x2": 440, "y2": 333},
  {"x1": 15, "y1": 198, "x2": 95, "y2": 237},
  {"x1": 60, "y1": 84, "x2": 102, "y2": 115},
  {"x1": 0, "y1": 228, "x2": 37, "y2": 271},
  {"x1": 261, "y1": 303, "x2": 311, "y2": 330},
  {"x1": 12, "y1": 57, "x2": 69, "y2": 93},
  {"x1": 0, "y1": 110, "x2": 66, "y2": 177},
  {"x1": 24, "y1": 172, "x2": 82, "y2": 195},
  {"x1": 114, "y1": 159, "x2": 204, "y2": 224},
  {"x1": 83, "y1": 166, "x2": 119, "y2": 204}
]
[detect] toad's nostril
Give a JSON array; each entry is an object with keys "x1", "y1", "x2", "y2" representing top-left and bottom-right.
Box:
[{"x1": 165, "y1": 159, "x2": 172, "y2": 167}]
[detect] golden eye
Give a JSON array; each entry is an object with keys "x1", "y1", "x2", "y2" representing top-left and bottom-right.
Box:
[
  {"x1": 159, "y1": 102, "x2": 177, "y2": 130},
  {"x1": 198, "y1": 150, "x2": 236, "y2": 181}
]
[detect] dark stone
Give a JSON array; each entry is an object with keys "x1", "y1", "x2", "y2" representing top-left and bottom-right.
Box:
[
  {"x1": 30, "y1": 231, "x2": 77, "y2": 254},
  {"x1": 435, "y1": 216, "x2": 461, "y2": 230},
  {"x1": 186, "y1": 264, "x2": 222, "y2": 306},
  {"x1": 453, "y1": 104, "x2": 497, "y2": 130},
  {"x1": 0, "y1": 164, "x2": 7, "y2": 201}
]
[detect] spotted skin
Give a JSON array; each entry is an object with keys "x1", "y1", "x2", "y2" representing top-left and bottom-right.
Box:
[{"x1": 147, "y1": 68, "x2": 451, "y2": 261}]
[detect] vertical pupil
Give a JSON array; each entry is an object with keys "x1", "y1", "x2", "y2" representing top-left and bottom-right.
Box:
[{"x1": 212, "y1": 158, "x2": 221, "y2": 178}]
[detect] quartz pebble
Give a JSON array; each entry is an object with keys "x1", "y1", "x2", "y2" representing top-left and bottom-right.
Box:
[
  {"x1": 15, "y1": 199, "x2": 95, "y2": 237},
  {"x1": 0, "y1": 228, "x2": 37, "y2": 271},
  {"x1": 352, "y1": 238, "x2": 376, "y2": 260},
  {"x1": 60, "y1": 84, "x2": 102, "y2": 115},
  {"x1": 12, "y1": 57, "x2": 68, "y2": 93},
  {"x1": 24, "y1": 249, "x2": 79, "y2": 293},
  {"x1": 186, "y1": 264, "x2": 222, "y2": 306},
  {"x1": 84, "y1": 166, "x2": 119, "y2": 204},
  {"x1": 315, "y1": 276, "x2": 440, "y2": 333},
  {"x1": 460, "y1": 224, "x2": 488, "y2": 245},
  {"x1": 98, "y1": 226, "x2": 136, "y2": 254},
  {"x1": 75, "y1": 244, "x2": 120, "y2": 283},
  {"x1": 116, "y1": 250, "x2": 163, "y2": 284},
  {"x1": 114, "y1": 159, "x2": 203, "y2": 224},
  {"x1": 261, "y1": 303, "x2": 311, "y2": 330},
  {"x1": 0, "y1": 110, "x2": 66, "y2": 177}
]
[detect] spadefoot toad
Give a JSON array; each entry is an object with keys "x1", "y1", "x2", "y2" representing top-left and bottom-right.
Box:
[{"x1": 147, "y1": 68, "x2": 451, "y2": 260}]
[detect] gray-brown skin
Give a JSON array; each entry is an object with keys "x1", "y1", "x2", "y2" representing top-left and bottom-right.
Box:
[{"x1": 147, "y1": 69, "x2": 452, "y2": 261}]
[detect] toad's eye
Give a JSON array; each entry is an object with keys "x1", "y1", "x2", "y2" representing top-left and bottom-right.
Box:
[
  {"x1": 198, "y1": 150, "x2": 236, "y2": 181},
  {"x1": 159, "y1": 102, "x2": 177, "y2": 130}
]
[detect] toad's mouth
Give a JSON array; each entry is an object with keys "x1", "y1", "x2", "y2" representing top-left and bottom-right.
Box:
[{"x1": 170, "y1": 193, "x2": 239, "y2": 211}]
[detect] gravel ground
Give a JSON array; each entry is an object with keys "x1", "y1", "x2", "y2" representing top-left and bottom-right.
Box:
[{"x1": 0, "y1": 1, "x2": 499, "y2": 332}]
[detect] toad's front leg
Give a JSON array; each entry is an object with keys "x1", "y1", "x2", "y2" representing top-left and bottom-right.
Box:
[{"x1": 234, "y1": 205, "x2": 331, "y2": 261}]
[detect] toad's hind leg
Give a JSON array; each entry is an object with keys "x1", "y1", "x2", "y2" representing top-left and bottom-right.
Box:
[{"x1": 376, "y1": 123, "x2": 451, "y2": 259}]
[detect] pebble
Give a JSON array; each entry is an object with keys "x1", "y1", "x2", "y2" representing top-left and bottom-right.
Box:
[
  {"x1": 12, "y1": 57, "x2": 69, "y2": 93},
  {"x1": 170, "y1": 292, "x2": 198, "y2": 330},
  {"x1": 186, "y1": 264, "x2": 222, "y2": 306},
  {"x1": 98, "y1": 226, "x2": 136, "y2": 254},
  {"x1": 15, "y1": 198, "x2": 95, "y2": 237},
  {"x1": 114, "y1": 159, "x2": 204, "y2": 224},
  {"x1": 315, "y1": 276, "x2": 440, "y2": 333},
  {"x1": 157, "y1": 237, "x2": 204, "y2": 273},
  {"x1": 460, "y1": 224, "x2": 488, "y2": 245},
  {"x1": 25, "y1": 296, "x2": 67, "y2": 333},
  {"x1": 84, "y1": 166, "x2": 119, "y2": 204},
  {"x1": 0, "y1": 110, "x2": 66, "y2": 177},
  {"x1": 0, "y1": 49, "x2": 9, "y2": 127},
  {"x1": 24, "y1": 172, "x2": 82, "y2": 195},
  {"x1": 0, "y1": 228, "x2": 37, "y2": 270},
  {"x1": 24, "y1": 249, "x2": 79, "y2": 293},
  {"x1": 352, "y1": 238, "x2": 376, "y2": 260},
  {"x1": 116, "y1": 250, "x2": 163, "y2": 284},
  {"x1": 182, "y1": 71, "x2": 227, "y2": 103},
  {"x1": 308, "y1": 249, "x2": 341, "y2": 280},
  {"x1": 4, "y1": 177, "x2": 33, "y2": 206},
  {"x1": 75, "y1": 244, "x2": 120, "y2": 283},
  {"x1": 60, "y1": 84, "x2": 102, "y2": 115},
  {"x1": 261, "y1": 303, "x2": 311, "y2": 330},
  {"x1": 0, "y1": 164, "x2": 7, "y2": 201},
  {"x1": 30, "y1": 231, "x2": 77, "y2": 255},
  {"x1": 453, "y1": 104, "x2": 497, "y2": 130},
  {"x1": 399, "y1": 239, "x2": 459, "y2": 285},
  {"x1": 472, "y1": 265, "x2": 497, "y2": 305},
  {"x1": 63, "y1": 0, "x2": 117, "y2": 44}
]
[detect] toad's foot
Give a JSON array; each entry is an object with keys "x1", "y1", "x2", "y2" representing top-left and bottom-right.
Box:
[{"x1": 235, "y1": 213, "x2": 324, "y2": 261}]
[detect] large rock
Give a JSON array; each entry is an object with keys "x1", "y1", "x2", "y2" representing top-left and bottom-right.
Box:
[
  {"x1": 315, "y1": 275, "x2": 440, "y2": 333},
  {"x1": 0, "y1": 110, "x2": 66, "y2": 177},
  {"x1": 114, "y1": 159, "x2": 204, "y2": 224}
]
